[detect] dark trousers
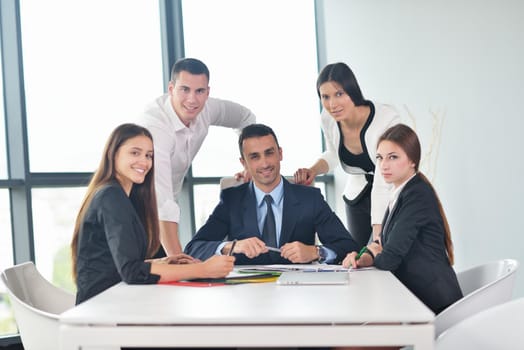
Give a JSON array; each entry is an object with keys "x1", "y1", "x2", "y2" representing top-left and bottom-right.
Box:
[{"x1": 343, "y1": 187, "x2": 372, "y2": 250}]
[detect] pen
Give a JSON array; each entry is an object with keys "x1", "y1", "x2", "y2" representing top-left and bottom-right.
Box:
[
  {"x1": 355, "y1": 246, "x2": 368, "y2": 260},
  {"x1": 229, "y1": 239, "x2": 237, "y2": 256},
  {"x1": 266, "y1": 246, "x2": 281, "y2": 253}
]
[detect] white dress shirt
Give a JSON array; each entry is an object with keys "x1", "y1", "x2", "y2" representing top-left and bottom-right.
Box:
[
  {"x1": 388, "y1": 173, "x2": 417, "y2": 212},
  {"x1": 138, "y1": 93, "x2": 255, "y2": 222}
]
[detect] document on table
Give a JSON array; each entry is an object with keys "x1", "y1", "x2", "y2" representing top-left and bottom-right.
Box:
[
  {"x1": 159, "y1": 268, "x2": 279, "y2": 287},
  {"x1": 237, "y1": 264, "x2": 349, "y2": 273}
]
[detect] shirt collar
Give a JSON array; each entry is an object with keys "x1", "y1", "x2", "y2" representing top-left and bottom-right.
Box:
[
  {"x1": 164, "y1": 94, "x2": 188, "y2": 131},
  {"x1": 253, "y1": 177, "x2": 284, "y2": 208},
  {"x1": 389, "y1": 172, "x2": 417, "y2": 210}
]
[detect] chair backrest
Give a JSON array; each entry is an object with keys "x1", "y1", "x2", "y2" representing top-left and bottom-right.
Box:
[
  {"x1": 220, "y1": 176, "x2": 245, "y2": 190},
  {"x1": 1, "y1": 261, "x2": 75, "y2": 350},
  {"x1": 436, "y1": 297, "x2": 524, "y2": 350},
  {"x1": 434, "y1": 258, "x2": 519, "y2": 337}
]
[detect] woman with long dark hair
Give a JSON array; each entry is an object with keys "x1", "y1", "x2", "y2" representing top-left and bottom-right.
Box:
[
  {"x1": 343, "y1": 124, "x2": 462, "y2": 314},
  {"x1": 71, "y1": 123, "x2": 234, "y2": 305},
  {"x1": 295, "y1": 62, "x2": 400, "y2": 249}
]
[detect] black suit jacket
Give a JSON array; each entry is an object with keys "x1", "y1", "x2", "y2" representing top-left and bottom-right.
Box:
[
  {"x1": 75, "y1": 182, "x2": 159, "y2": 304},
  {"x1": 185, "y1": 178, "x2": 358, "y2": 264},
  {"x1": 374, "y1": 174, "x2": 463, "y2": 314}
]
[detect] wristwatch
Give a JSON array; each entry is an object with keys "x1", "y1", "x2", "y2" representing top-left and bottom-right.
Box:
[{"x1": 315, "y1": 245, "x2": 327, "y2": 263}]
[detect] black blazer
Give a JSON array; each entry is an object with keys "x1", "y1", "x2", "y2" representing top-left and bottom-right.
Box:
[
  {"x1": 75, "y1": 182, "x2": 159, "y2": 304},
  {"x1": 185, "y1": 178, "x2": 358, "y2": 264},
  {"x1": 374, "y1": 174, "x2": 462, "y2": 314}
]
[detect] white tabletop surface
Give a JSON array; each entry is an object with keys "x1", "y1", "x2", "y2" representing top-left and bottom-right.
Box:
[{"x1": 60, "y1": 268, "x2": 434, "y2": 325}]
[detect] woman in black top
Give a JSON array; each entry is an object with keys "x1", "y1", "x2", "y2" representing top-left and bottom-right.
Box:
[
  {"x1": 294, "y1": 63, "x2": 400, "y2": 249},
  {"x1": 343, "y1": 124, "x2": 462, "y2": 314},
  {"x1": 71, "y1": 123, "x2": 234, "y2": 305}
]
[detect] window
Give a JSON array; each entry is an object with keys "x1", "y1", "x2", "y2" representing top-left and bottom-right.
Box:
[
  {"x1": 0, "y1": 190, "x2": 15, "y2": 336},
  {"x1": 32, "y1": 187, "x2": 86, "y2": 292},
  {"x1": 0, "y1": 2, "x2": 326, "y2": 342},
  {"x1": 16, "y1": 0, "x2": 164, "y2": 288},
  {"x1": 182, "y1": 0, "x2": 320, "y2": 177},
  {"x1": 182, "y1": 0, "x2": 321, "y2": 227},
  {"x1": 0, "y1": 3, "x2": 16, "y2": 338},
  {"x1": 19, "y1": 0, "x2": 164, "y2": 173},
  {"x1": 0, "y1": 50, "x2": 6, "y2": 179}
]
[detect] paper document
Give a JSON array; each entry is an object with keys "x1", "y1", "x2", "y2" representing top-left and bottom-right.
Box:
[{"x1": 238, "y1": 264, "x2": 348, "y2": 273}]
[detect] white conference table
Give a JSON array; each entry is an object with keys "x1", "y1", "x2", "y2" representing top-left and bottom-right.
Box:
[{"x1": 59, "y1": 268, "x2": 435, "y2": 349}]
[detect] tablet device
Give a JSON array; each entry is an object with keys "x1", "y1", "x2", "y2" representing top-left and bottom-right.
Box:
[{"x1": 276, "y1": 271, "x2": 349, "y2": 285}]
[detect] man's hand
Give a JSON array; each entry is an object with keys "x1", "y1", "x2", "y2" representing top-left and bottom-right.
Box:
[
  {"x1": 280, "y1": 241, "x2": 317, "y2": 263},
  {"x1": 223, "y1": 237, "x2": 268, "y2": 258}
]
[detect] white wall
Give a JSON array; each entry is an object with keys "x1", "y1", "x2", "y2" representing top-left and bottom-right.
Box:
[{"x1": 318, "y1": 0, "x2": 524, "y2": 297}]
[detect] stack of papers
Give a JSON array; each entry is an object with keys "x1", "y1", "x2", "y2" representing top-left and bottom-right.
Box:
[{"x1": 238, "y1": 264, "x2": 348, "y2": 273}]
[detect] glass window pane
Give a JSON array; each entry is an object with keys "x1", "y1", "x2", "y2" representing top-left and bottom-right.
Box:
[
  {"x1": 0, "y1": 292, "x2": 17, "y2": 337},
  {"x1": 32, "y1": 187, "x2": 86, "y2": 293},
  {"x1": 0, "y1": 190, "x2": 13, "y2": 277},
  {"x1": 182, "y1": 0, "x2": 321, "y2": 177},
  {"x1": 0, "y1": 189, "x2": 16, "y2": 337},
  {"x1": 20, "y1": 0, "x2": 163, "y2": 172},
  {"x1": 193, "y1": 184, "x2": 221, "y2": 233},
  {"x1": 0, "y1": 46, "x2": 6, "y2": 179}
]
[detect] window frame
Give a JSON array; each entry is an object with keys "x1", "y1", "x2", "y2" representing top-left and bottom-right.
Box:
[{"x1": 0, "y1": 0, "x2": 332, "y2": 345}]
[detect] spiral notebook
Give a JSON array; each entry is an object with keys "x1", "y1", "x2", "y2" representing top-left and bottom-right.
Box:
[{"x1": 276, "y1": 271, "x2": 349, "y2": 285}]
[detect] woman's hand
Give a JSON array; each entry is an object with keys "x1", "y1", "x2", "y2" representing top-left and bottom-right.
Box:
[
  {"x1": 367, "y1": 241, "x2": 382, "y2": 258},
  {"x1": 294, "y1": 168, "x2": 316, "y2": 186},
  {"x1": 201, "y1": 255, "x2": 235, "y2": 278},
  {"x1": 342, "y1": 251, "x2": 358, "y2": 268},
  {"x1": 342, "y1": 250, "x2": 374, "y2": 268},
  {"x1": 234, "y1": 169, "x2": 252, "y2": 183},
  {"x1": 147, "y1": 253, "x2": 199, "y2": 265}
]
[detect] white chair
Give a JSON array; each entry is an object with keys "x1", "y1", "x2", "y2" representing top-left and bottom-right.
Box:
[
  {"x1": 1, "y1": 261, "x2": 75, "y2": 350},
  {"x1": 219, "y1": 176, "x2": 245, "y2": 190},
  {"x1": 434, "y1": 258, "x2": 519, "y2": 337},
  {"x1": 436, "y1": 297, "x2": 524, "y2": 350}
]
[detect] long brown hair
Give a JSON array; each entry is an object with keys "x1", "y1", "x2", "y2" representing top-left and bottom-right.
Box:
[
  {"x1": 71, "y1": 123, "x2": 160, "y2": 282},
  {"x1": 378, "y1": 124, "x2": 455, "y2": 265}
]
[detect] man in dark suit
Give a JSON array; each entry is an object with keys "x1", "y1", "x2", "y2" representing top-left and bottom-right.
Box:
[{"x1": 184, "y1": 123, "x2": 358, "y2": 265}]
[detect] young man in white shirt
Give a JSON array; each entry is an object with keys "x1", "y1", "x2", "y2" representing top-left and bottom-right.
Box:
[{"x1": 139, "y1": 58, "x2": 256, "y2": 257}]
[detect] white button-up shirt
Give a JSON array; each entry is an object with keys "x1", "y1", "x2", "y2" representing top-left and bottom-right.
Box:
[{"x1": 138, "y1": 93, "x2": 255, "y2": 222}]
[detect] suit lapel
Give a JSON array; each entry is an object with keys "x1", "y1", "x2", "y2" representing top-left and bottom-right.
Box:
[
  {"x1": 382, "y1": 195, "x2": 404, "y2": 244},
  {"x1": 241, "y1": 184, "x2": 262, "y2": 237},
  {"x1": 279, "y1": 180, "x2": 298, "y2": 246},
  {"x1": 380, "y1": 175, "x2": 420, "y2": 244}
]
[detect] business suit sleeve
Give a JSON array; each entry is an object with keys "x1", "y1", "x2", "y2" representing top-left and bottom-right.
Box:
[
  {"x1": 97, "y1": 187, "x2": 159, "y2": 284},
  {"x1": 184, "y1": 191, "x2": 232, "y2": 260},
  {"x1": 373, "y1": 185, "x2": 434, "y2": 271},
  {"x1": 312, "y1": 190, "x2": 359, "y2": 262}
]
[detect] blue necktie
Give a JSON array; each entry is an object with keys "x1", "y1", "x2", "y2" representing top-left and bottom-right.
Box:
[{"x1": 262, "y1": 195, "x2": 277, "y2": 248}]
